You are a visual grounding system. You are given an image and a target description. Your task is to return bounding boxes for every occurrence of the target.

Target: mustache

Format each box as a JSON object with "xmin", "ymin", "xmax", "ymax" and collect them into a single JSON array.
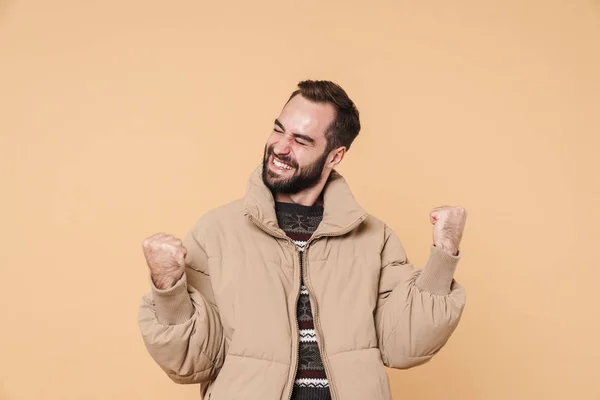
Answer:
[{"xmin": 266, "ymin": 146, "xmax": 298, "ymax": 168}]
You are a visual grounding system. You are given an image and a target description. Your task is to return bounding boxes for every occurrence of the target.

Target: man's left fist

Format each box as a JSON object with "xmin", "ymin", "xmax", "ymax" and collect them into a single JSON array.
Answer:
[{"xmin": 430, "ymin": 206, "xmax": 467, "ymax": 256}]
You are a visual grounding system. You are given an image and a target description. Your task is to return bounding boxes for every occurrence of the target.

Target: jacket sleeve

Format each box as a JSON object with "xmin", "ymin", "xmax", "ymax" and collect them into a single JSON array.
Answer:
[
  {"xmin": 137, "ymin": 228, "xmax": 226, "ymax": 384},
  {"xmin": 375, "ymin": 224, "xmax": 466, "ymax": 369}
]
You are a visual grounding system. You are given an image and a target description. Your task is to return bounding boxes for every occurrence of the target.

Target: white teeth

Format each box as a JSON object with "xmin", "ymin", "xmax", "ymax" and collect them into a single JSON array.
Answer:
[{"xmin": 273, "ymin": 158, "xmax": 293, "ymax": 170}]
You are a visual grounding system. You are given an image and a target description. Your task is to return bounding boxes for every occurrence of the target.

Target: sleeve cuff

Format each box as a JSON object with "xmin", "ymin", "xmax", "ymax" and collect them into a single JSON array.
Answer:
[
  {"xmin": 415, "ymin": 244, "xmax": 461, "ymax": 295},
  {"xmin": 150, "ymin": 273, "xmax": 195, "ymax": 325}
]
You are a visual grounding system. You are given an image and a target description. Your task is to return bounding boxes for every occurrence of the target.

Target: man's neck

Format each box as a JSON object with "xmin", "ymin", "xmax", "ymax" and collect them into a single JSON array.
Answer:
[{"xmin": 274, "ymin": 191, "xmax": 324, "ymax": 207}]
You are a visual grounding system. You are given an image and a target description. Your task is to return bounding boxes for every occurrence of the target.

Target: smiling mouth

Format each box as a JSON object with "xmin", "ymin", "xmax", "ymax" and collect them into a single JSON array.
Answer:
[{"xmin": 271, "ymin": 156, "xmax": 295, "ymax": 171}]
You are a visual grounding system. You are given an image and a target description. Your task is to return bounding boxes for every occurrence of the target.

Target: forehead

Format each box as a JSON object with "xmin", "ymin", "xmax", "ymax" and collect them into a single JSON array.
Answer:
[{"xmin": 278, "ymin": 95, "xmax": 336, "ymax": 141}]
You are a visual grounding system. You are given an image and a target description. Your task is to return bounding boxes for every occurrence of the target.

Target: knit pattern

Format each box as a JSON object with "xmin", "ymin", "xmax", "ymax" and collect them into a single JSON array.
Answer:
[{"xmin": 275, "ymin": 202, "xmax": 331, "ymax": 400}]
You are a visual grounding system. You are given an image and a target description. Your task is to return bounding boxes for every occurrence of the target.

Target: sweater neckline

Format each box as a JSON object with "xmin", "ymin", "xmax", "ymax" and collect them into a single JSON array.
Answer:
[{"xmin": 274, "ymin": 201, "xmax": 324, "ymax": 217}]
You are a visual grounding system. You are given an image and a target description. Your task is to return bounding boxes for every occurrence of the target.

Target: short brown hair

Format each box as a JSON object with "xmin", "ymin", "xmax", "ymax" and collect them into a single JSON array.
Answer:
[{"xmin": 287, "ymin": 80, "xmax": 361, "ymax": 151}]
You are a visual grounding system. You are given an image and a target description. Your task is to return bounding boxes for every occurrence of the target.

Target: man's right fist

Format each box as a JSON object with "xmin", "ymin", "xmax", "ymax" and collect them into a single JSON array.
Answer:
[{"xmin": 142, "ymin": 233, "xmax": 188, "ymax": 290}]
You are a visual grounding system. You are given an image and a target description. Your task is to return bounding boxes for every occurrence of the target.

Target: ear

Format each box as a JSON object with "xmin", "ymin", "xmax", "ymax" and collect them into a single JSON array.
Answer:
[{"xmin": 329, "ymin": 146, "xmax": 346, "ymax": 167}]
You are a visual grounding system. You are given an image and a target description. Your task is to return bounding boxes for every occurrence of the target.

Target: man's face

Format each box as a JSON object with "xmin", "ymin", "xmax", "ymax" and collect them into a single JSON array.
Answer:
[{"xmin": 262, "ymin": 95, "xmax": 336, "ymax": 194}]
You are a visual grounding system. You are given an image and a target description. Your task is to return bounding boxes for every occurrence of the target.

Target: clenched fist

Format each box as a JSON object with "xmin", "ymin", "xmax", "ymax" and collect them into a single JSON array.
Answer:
[
  {"xmin": 430, "ymin": 206, "xmax": 467, "ymax": 256},
  {"xmin": 142, "ymin": 233, "xmax": 188, "ymax": 290}
]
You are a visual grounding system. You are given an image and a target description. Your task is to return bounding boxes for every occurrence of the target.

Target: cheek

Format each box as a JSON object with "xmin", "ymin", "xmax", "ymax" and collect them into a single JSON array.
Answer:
[
  {"xmin": 264, "ymin": 137, "xmax": 275, "ymax": 152},
  {"xmin": 294, "ymin": 150, "xmax": 315, "ymax": 169},
  {"xmin": 301, "ymin": 146, "xmax": 328, "ymax": 165},
  {"xmin": 267, "ymin": 134, "xmax": 282, "ymax": 148}
]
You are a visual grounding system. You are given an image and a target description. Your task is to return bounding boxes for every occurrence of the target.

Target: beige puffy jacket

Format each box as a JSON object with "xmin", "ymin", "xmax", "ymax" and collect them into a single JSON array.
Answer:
[{"xmin": 138, "ymin": 165, "xmax": 466, "ymax": 399}]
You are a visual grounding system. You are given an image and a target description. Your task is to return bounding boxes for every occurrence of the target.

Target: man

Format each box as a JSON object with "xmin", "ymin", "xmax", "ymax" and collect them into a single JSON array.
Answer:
[{"xmin": 138, "ymin": 80, "xmax": 467, "ymax": 400}]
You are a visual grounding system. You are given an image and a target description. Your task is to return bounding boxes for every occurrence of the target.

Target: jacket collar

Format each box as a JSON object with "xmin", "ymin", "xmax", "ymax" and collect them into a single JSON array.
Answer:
[{"xmin": 243, "ymin": 164, "xmax": 367, "ymax": 238}]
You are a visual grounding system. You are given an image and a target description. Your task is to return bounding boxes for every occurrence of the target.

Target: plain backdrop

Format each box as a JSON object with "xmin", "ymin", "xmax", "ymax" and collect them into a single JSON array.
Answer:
[{"xmin": 1, "ymin": 0, "xmax": 599, "ymax": 399}]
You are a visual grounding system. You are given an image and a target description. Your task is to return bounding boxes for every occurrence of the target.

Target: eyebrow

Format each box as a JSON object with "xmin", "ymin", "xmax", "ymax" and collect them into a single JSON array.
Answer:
[{"xmin": 274, "ymin": 119, "xmax": 315, "ymax": 144}]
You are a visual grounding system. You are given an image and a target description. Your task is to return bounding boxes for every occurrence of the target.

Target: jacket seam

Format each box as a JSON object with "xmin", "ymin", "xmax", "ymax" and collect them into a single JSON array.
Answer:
[
  {"xmin": 185, "ymin": 264, "xmax": 209, "ymax": 277},
  {"xmin": 226, "ymin": 352, "xmax": 290, "ymax": 366},
  {"xmin": 166, "ymin": 352, "xmax": 214, "ymax": 377},
  {"xmin": 382, "ymin": 280, "xmax": 413, "ymax": 349},
  {"xmin": 190, "ymin": 231, "xmax": 211, "ymax": 275},
  {"xmin": 329, "ymin": 345, "xmax": 378, "ymax": 357}
]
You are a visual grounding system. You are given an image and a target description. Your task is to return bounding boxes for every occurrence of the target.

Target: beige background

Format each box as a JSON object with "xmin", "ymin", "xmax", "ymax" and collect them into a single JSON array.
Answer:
[{"xmin": 1, "ymin": 0, "xmax": 599, "ymax": 399}]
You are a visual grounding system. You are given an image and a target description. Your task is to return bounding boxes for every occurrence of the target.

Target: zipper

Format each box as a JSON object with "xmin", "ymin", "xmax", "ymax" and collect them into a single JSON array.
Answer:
[
  {"xmin": 246, "ymin": 212, "xmax": 368, "ymax": 400},
  {"xmin": 245, "ymin": 214, "xmax": 301, "ymax": 400},
  {"xmin": 300, "ymin": 214, "xmax": 367, "ymax": 400},
  {"xmin": 287, "ymin": 245, "xmax": 301, "ymax": 400}
]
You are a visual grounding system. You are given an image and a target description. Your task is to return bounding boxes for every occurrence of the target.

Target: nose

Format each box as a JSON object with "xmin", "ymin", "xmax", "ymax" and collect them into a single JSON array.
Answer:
[{"xmin": 272, "ymin": 135, "xmax": 291, "ymax": 156}]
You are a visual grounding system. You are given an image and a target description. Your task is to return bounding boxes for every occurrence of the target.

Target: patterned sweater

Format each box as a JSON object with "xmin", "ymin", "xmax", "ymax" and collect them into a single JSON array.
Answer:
[{"xmin": 275, "ymin": 202, "xmax": 331, "ymax": 400}]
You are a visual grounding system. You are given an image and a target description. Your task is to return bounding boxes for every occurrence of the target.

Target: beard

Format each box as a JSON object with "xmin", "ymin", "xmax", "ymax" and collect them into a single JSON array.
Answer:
[{"xmin": 261, "ymin": 143, "xmax": 330, "ymax": 194}]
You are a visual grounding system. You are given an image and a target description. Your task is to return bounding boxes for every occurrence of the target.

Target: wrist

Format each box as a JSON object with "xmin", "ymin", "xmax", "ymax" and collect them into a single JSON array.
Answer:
[
  {"xmin": 433, "ymin": 242, "xmax": 459, "ymax": 256},
  {"xmin": 151, "ymin": 271, "xmax": 183, "ymax": 290}
]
